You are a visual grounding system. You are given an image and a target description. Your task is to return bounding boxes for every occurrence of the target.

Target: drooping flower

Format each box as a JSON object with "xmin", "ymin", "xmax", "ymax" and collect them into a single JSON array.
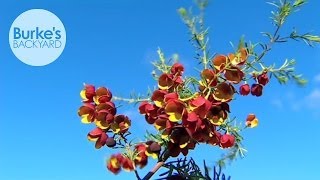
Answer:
[
  {"xmin": 166, "ymin": 127, "xmax": 196, "ymax": 157},
  {"xmin": 111, "ymin": 115, "xmax": 131, "ymax": 134},
  {"xmin": 201, "ymin": 69, "xmax": 218, "ymax": 87},
  {"xmin": 139, "ymin": 102, "xmax": 161, "ymax": 124},
  {"xmin": 219, "ymin": 134, "xmax": 235, "ymax": 148},
  {"xmin": 257, "ymin": 72, "xmax": 269, "ymax": 86},
  {"xmin": 78, "ymin": 103, "xmax": 95, "ymax": 124},
  {"xmin": 139, "ymin": 101, "xmax": 152, "ymax": 114},
  {"xmin": 158, "ymin": 73, "xmax": 174, "ymax": 90},
  {"xmin": 93, "ymin": 87, "xmax": 112, "ymax": 105},
  {"xmin": 171, "ymin": 63, "xmax": 184, "ymax": 76},
  {"xmin": 213, "ymin": 83, "xmax": 235, "ymax": 102},
  {"xmin": 154, "ymin": 113, "xmax": 171, "ymax": 130},
  {"xmin": 164, "ymin": 92, "xmax": 179, "ymax": 103},
  {"xmin": 207, "ymin": 131, "xmax": 221, "ymax": 146},
  {"xmin": 239, "ymin": 84, "xmax": 250, "ymax": 96},
  {"xmin": 246, "ymin": 114, "xmax": 259, "ymax": 128},
  {"xmin": 212, "ymin": 55, "xmax": 229, "ymax": 71},
  {"xmin": 106, "ymin": 154, "xmax": 124, "ymax": 174},
  {"xmin": 251, "ymin": 84, "xmax": 263, "ymax": 97},
  {"xmin": 151, "ymin": 90, "xmax": 168, "ymax": 107},
  {"xmin": 183, "ymin": 111, "xmax": 205, "ymax": 135},
  {"xmin": 168, "ymin": 140, "xmax": 196, "ymax": 157},
  {"xmin": 224, "ymin": 66, "xmax": 244, "ymax": 84},
  {"xmin": 165, "ymin": 99, "xmax": 186, "ymax": 122},
  {"xmin": 80, "ymin": 84, "xmax": 95, "ymax": 103},
  {"xmin": 121, "ymin": 157, "xmax": 135, "ymax": 172},
  {"xmin": 95, "ymin": 102, "xmax": 116, "ymax": 129},
  {"xmin": 134, "ymin": 144, "xmax": 148, "ymax": 169},
  {"xmin": 189, "ymin": 96, "xmax": 212, "ymax": 119},
  {"xmin": 145, "ymin": 141, "xmax": 161, "ymax": 159},
  {"xmin": 207, "ymin": 102, "xmax": 230, "ymax": 125},
  {"xmin": 87, "ymin": 127, "xmax": 108, "ymax": 149}
]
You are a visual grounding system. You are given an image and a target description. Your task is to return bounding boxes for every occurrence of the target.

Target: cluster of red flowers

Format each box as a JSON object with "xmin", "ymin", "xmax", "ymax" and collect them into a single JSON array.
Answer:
[
  {"xmin": 78, "ymin": 47, "xmax": 263, "ymax": 175},
  {"xmin": 106, "ymin": 141, "xmax": 161, "ymax": 174},
  {"xmin": 138, "ymin": 48, "xmax": 262, "ymax": 158},
  {"xmin": 78, "ymin": 85, "xmax": 131, "ymax": 149}
]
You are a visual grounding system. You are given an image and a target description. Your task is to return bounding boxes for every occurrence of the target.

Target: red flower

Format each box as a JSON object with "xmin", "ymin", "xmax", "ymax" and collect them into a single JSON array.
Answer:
[
  {"xmin": 139, "ymin": 101, "xmax": 160, "ymax": 124},
  {"xmin": 106, "ymin": 154, "xmax": 124, "ymax": 174},
  {"xmin": 167, "ymin": 127, "xmax": 195, "ymax": 157},
  {"xmin": 251, "ymin": 84, "xmax": 263, "ymax": 97},
  {"xmin": 212, "ymin": 55, "xmax": 229, "ymax": 71},
  {"xmin": 80, "ymin": 84, "xmax": 95, "ymax": 103},
  {"xmin": 165, "ymin": 99, "xmax": 186, "ymax": 122},
  {"xmin": 164, "ymin": 92, "xmax": 179, "ymax": 103},
  {"xmin": 224, "ymin": 66, "xmax": 244, "ymax": 84},
  {"xmin": 208, "ymin": 131, "xmax": 221, "ymax": 146},
  {"xmin": 87, "ymin": 128, "xmax": 108, "ymax": 149},
  {"xmin": 95, "ymin": 102, "xmax": 116, "ymax": 129},
  {"xmin": 189, "ymin": 96, "xmax": 211, "ymax": 119},
  {"xmin": 239, "ymin": 84, "xmax": 250, "ymax": 96},
  {"xmin": 183, "ymin": 111, "xmax": 205, "ymax": 134},
  {"xmin": 111, "ymin": 115, "xmax": 131, "ymax": 133},
  {"xmin": 219, "ymin": 134, "xmax": 235, "ymax": 148},
  {"xmin": 94, "ymin": 87, "xmax": 113, "ymax": 104},
  {"xmin": 151, "ymin": 90, "xmax": 168, "ymax": 107},
  {"xmin": 201, "ymin": 69, "xmax": 217, "ymax": 87},
  {"xmin": 134, "ymin": 144, "xmax": 148, "ymax": 169},
  {"xmin": 207, "ymin": 102, "xmax": 230, "ymax": 125},
  {"xmin": 257, "ymin": 72, "xmax": 269, "ymax": 86},
  {"xmin": 158, "ymin": 73, "xmax": 174, "ymax": 90},
  {"xmin": 154, "ymin": 114, "xmax": 171, "ymax": 130},
  {"xmin": 213, "ymin": 83, "xmax": 235, "ymax": 102},
  {"xmin": 121, "ymin": 157, "xmax": 135, "ymax": 172},
  {"xmin": 246, "ymin": 114, "xmax": 259, "ymax": 128},
  {"xmin": 78, "ymin": 103, "xmax": 95, "ymax": 124},
  {"xmin": 171, "ymin": 63, "xmax": 184, "ymax": 76},
  {"xmin": 139, "ymin": 101, "xmax": 155, "ymax": 115}
]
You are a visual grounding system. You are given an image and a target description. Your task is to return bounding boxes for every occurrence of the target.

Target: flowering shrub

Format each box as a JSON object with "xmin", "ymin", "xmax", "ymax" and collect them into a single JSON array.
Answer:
[{"xmin": 77, "ymin": 0, "xmax": 319, "ymax": 179}]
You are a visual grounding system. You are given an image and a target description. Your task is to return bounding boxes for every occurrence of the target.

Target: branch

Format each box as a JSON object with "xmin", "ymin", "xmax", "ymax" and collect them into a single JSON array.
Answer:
[{"xmin": 141, "ymin": 150, "xmax": 170, "ymax": 180}]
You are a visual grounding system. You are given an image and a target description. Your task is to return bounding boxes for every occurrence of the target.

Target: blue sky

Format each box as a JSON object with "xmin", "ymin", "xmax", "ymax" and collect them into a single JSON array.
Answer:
[{"xmin": 1, "ymin": 0, "xmax": 320, "ymax": 180}]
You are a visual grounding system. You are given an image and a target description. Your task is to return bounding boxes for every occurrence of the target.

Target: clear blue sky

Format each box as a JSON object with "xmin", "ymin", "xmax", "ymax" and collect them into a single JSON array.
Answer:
[{"xmin": 1, "ymin": 0, "xmax": 320, "ymax": 180}]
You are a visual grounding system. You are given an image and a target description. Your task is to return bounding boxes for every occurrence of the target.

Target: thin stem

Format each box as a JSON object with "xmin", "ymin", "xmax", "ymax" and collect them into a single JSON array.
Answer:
[
  {"xmin": 141, "ymin": 150, "xmax": 170, "ymax": 180},
  {"xmin": 134, "ymin": 170, "xmax": 141, "ymax": 180},
  {"xmin": 112, "ymin": 96, "xmax": 150, "ymax": 103}
]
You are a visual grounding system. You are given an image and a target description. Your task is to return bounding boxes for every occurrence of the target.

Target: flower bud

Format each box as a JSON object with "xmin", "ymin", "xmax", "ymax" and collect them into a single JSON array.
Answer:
[
  {"xmin": 257, "ymin": 72, "xmax": 269, "ymax": 86},
  {"xmin": 239, "ymin": 84, "xmax": 250, "ymax": 96},
  {"xmin": 106, "ymin": 137, "xmax": 116, "ymax": 147},
  {"xmin": 219, "ymin": 134, "xmax": 235, "ymax": 148},
  {"xmin": 149, "ymin": 142, "xmax": 161, "ymax": 153},
  {"xmin": 251, "ymin": 84, "xmax": 263, "ymax": 97}
]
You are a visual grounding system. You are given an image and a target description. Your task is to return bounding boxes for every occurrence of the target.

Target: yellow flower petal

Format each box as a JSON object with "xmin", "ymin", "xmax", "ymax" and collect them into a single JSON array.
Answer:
[
  {"xmin": 209, "ymin": 117, "xmax": 224, "ymax": 126},
  {"xmin": 111, "ymin": 123, "xmax": 120, "ymax": 133},
  {"xmin": 95, "ymin": 120, "xmax": 110, "ymax": 129},
  {"xmin": 247, "ymin": 118, "xmax": 259, "ymax": 128},
  {"xmin": 145, "ymin": 151, "xmax": 158, "ymax": 159},
  {"xmin": 81, "ymin": 114, "xmax": 92, "ymax": 124},
  {"xmin": 179, "ymin": 142, "xmax": 188, "ymax": 149},
  {"xmin": 167, "ymin": 112, "xmax": 182, "ymax": 122},
  {"xmin": 80, "ymin": 90, "xmax": 88, "ymax": 101},
  {"xmin": 88, "ymin": 136, "xmax": 99, "ymax": 142},
  {"xmin": 154, "ymin": 100, "xmax": 163, "ymax": 107}
]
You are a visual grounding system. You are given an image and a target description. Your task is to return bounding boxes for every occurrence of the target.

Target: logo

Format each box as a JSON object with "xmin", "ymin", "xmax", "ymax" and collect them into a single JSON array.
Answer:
[{"xmin": 9, "ymin": 9, "xmax": 66, "ymax": 66}]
